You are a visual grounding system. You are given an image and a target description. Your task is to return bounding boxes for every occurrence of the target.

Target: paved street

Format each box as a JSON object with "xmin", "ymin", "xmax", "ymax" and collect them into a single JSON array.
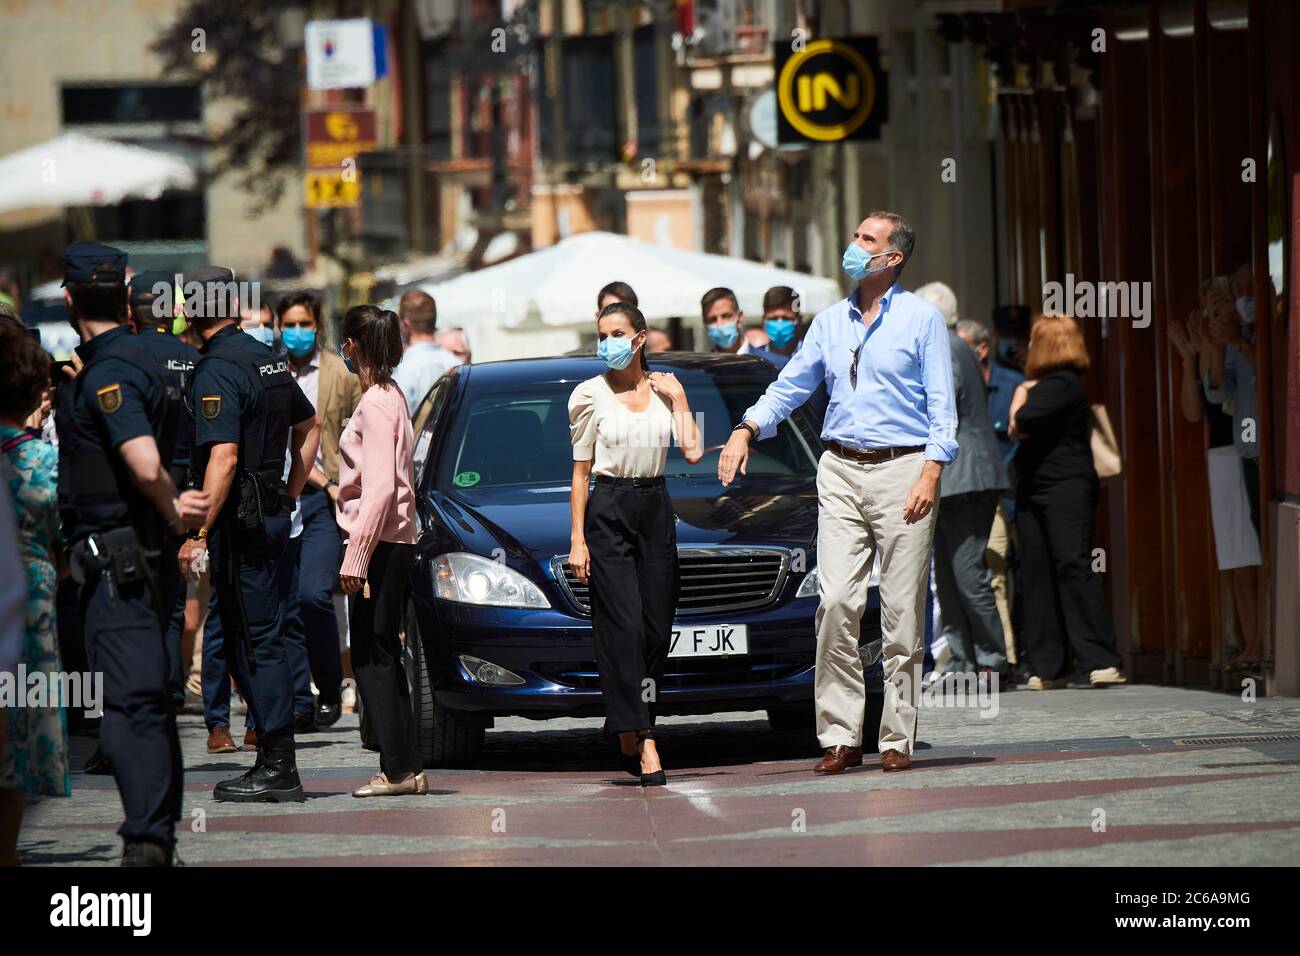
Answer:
[{"xmin": 20, "ymin": 685, "xmax": 1300, "ymax": 866}]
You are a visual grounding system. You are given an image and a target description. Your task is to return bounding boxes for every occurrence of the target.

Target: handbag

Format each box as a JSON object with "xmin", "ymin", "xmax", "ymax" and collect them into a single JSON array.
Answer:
[{"xmin": 1090, "ymin": 404, "xmax": 1123, "ymax": 480}]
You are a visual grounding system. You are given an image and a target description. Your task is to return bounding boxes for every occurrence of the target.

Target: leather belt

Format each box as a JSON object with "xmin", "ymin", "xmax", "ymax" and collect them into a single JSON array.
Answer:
[
  {"xmin": 826, "ymin": 439, "xmax": 925, "ymax": 464},
  {"xmin": 594, "ymin": 474, "xmax": 665, "ymax": 487}
]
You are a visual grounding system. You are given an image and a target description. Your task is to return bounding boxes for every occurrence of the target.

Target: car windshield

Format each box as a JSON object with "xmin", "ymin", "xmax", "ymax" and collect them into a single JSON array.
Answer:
[{"xmin": 435, "ymin": 368, "xmax": 821, "ymax": 490}]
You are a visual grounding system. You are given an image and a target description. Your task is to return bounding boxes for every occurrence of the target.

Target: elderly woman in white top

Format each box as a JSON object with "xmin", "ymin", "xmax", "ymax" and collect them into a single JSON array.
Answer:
[{"xmin": 567, "ymin": 302, "xmax": 703, "ymax": 786}]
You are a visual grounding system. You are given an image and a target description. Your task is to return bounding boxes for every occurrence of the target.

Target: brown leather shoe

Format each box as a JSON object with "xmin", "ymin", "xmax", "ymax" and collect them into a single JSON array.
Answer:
[
  {"xmin": 813, "ymin": 745, "xmax": 863, "ymax": 774},
  {"xmin": 881, "ymin": 749, "xmax": 912, "ymax": 772},
  {"xmin": 206, "ymin": 726, "xmax": 237, "ymax": 754},
  {"xmin": 242, "ymin": 728, "xmax": 258, "ymax": 752}
]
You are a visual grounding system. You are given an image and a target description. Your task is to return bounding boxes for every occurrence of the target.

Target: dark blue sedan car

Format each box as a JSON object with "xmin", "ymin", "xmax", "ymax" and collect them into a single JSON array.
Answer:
[{"xmin": 397, "ymin": 352, "xmax": 881, "ymax": 767}]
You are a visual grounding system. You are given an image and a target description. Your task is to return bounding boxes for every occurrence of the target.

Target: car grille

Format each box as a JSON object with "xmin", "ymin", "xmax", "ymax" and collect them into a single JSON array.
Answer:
[{"xmin": 551, "ymin": 546, "xmax": 790, "ymax": 616}]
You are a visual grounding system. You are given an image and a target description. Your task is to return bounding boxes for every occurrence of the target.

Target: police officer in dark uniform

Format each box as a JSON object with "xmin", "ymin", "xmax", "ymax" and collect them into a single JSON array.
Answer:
[
  {"xmin": 55, "ymin": 243, "xmax": 209, "ymax": 866},
  {"xmin": 176, "ymin": 267, "xmax": 320, "ymax": 802},
  {"xmin": 128, "ymin": 271, "xmax": 202, "ymax": 711}
]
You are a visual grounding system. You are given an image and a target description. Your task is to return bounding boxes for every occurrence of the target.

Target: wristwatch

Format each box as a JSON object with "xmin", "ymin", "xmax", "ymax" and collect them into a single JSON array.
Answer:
[{"xmin": 733, "ymin": 421, "xmax": 758, "ymax": 439}]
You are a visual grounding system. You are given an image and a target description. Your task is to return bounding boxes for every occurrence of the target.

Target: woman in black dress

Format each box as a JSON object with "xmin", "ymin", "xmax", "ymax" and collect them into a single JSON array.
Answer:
[{"xmin": 1009, "ymin": 314, "xmax": 1126, "ymax": 689}]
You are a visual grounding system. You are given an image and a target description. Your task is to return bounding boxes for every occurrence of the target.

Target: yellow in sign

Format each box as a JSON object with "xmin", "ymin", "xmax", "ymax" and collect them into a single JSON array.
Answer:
[
  {"xmin": 304, "ymin": 169, "xmax": 361, "ymax": 209},
  {"xmin": 798, "ymin": 73, "xmax": 859, "ymax": 112},
  {"xmin": 778, "ymin": 39, "xmax": 877, "ymax": 142}
]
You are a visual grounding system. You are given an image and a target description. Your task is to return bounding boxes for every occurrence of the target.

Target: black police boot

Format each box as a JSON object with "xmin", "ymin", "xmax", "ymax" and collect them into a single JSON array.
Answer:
[
  {"xmin": 213, "ymin": 732, "xmax": 304, "ymax": 803},
  {"xmin": 314, "ymin": 700, "xmax": 342, "ymax": 729},
  {"xmin": 121, "ymin": 838, "xmax": 173, "ymax": 867},
  {"xmin": 293, "ymin": 710, "xmax": 316, "ymax": 734},
  {"xmin": 84, "ymin": 745, "xmax": 113, "ymax": 776}
]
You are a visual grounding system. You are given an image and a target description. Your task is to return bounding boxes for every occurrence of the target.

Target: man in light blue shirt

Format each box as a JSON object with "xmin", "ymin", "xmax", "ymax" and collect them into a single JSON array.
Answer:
[
  {"xmin": 720, "ymin": 211, "xmax": 957, "ymax": 774},
  {"xmin": 393, "ymin": 290, "xmax": 460, "ymax": 415}
]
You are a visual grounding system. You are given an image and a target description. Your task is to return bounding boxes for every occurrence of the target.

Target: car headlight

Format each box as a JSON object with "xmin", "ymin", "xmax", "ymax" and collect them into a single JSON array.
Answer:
[
  {"xmin": 795, "ymin": 559, "xmax": 880, "ymax": 598},
  {"xmin": 433, "ymin": 552, "xmax": 551, "ymax": 608}
]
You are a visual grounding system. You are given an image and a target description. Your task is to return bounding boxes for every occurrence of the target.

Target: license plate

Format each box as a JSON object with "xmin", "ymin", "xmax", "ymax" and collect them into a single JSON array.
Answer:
[{"xmin": 668, "ymin": 623, "xmax": 748, "ymax": 658}]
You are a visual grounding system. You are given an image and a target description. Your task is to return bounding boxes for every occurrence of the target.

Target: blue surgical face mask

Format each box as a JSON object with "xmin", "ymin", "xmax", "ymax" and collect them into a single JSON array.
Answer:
[
  {"xmin": 842, "ymin": 243, "xmax": 892, "ymax": 282},
  {"xmin": 706, "ymin": 322, "xmax": 740, "ymax": 349},
  {"xmin": 281, "ymin": 327, "xmax": 316, "ymax": 357},
  {"xmin": 339, "ymin": 342, "xmax": 357, "ymax": 375},
  {"xmin": 597, "ymin": 333, "xmax": 640, "ymax": 370},
  {"xmin": 764, "ymin": 317, "xmax": 797, "ymax": 349},
  {"xmin": 1235, "ymin": 296, "xmax": 1255, "ymax": 325},
  {"xmin": 245, "ymin": 325, "xmax": 275, "ymax": 347}
]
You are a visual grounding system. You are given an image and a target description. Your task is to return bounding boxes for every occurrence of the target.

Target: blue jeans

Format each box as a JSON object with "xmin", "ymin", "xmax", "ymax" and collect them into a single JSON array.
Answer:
[{"xmin": 277, "ymin": 491, "xmax": 344, "ymax": 715}]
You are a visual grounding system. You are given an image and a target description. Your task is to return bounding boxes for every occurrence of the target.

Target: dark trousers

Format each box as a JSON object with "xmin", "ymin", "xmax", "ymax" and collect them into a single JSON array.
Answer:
[
  {"xmin": 584, "ymin": 479, "xmax": 681, "ymax": 735},
  {"xmin": 209, "ymin": 515, "xmax": 294, "ymax": 738},
  {"xmin": 161, "ymin": 544, "xmax": 186, "ymax": 709},
  {"xmin": 1017, "ymin": 476, "xmax": 1122, "ymax": 679},
  {"xmin": 1242, "ymin": 454, "xmax": 1261, "ymax": 535},
  {"xmin": 934, "ymin": 490, "xmax": 1009, "ymax": 673},
  {"xmin": 55, "ymin": 577, "xmax": 95, "ymax": 734},
  {"xmin": 349, "ymin": 541, "xmax": 419, "ymax": 778},
  {"xmin": 81, "ymin": 568, "xmax": 182, "ymax": 845},
  {"xmin": 163, "ymin": 467, "xmax": 189, "ymax": 709},
  {"xmin": 278, "ymin": 490, "xmax": 344, "ymax": 715},
  {"xmin": 200, "ymin": 586, "xmax": 255, "ymax": 733}
]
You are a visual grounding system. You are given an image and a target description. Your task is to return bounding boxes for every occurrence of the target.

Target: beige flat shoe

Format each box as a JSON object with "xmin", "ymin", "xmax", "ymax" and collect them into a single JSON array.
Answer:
[
  {"xmin": 1089, "ymin": 666, "xmax": 1128, "ymax": 687},
  {"xmin": 1025, "ymin": 676, "xmax": 1068, "ymax": 690},
  {"xmin": 351, "ymin": 771, "xmax": 428, "ymax": 798}
]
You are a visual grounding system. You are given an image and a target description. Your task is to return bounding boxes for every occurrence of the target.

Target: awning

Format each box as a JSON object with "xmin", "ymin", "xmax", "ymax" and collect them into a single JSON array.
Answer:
[
  {"xmin": 0, "ymin": 132, "xmax": 198, "ymax": 216},
  {"xmin": 418, "ymin": 230, "xmax": 844, "ymax": 331}
]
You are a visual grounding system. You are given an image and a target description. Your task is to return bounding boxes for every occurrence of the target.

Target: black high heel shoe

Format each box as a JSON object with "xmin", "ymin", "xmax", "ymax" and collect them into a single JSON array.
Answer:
[
  {"xmin": 609, "ymin": 732, "xmax": 640, "ymax": 777},
  {"xmin": 637, "ymin": 730, "xmax": 666, "ymax": 787}
]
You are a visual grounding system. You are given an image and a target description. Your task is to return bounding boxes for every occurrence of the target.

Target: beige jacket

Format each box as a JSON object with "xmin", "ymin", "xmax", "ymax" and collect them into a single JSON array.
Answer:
[{"xmin": 317, "ymin": 347, "xmax": 363, "ymax": 483}]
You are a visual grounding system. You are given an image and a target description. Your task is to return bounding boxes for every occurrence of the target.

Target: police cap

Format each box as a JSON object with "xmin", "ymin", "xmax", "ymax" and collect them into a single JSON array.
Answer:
[
  {"xmin": 62, "ymin": 242, "xmax": 128, "ymax": 286},
  {"xmin": 128, "ymin": 270, "xmax": 176, "ymax": 309}
]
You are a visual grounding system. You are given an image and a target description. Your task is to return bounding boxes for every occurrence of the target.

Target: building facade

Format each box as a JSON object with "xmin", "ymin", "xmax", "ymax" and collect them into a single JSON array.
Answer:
[{"xmin": 0, "ymin": 0, "xmax": 306, "ymax": 284}]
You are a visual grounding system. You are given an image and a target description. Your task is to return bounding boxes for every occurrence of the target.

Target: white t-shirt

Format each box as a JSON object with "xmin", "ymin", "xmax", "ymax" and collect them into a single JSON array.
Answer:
[
  {"xmin": 291, "ymin": 355, "xmax": 325, "ymax": 474},
  {"xmin": 285, "ymin": 354, "xmax": 322, "ymax": 540},
  {"xmin": 568, "ymin": 373, "xmax": 679, "ymax": 479}
]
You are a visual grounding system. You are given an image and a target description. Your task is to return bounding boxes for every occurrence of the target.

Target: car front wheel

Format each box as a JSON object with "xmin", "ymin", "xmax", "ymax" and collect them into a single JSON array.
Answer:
[{"xmin": 403, "ymin": 600, "xmax": 484, "ymax": 769}]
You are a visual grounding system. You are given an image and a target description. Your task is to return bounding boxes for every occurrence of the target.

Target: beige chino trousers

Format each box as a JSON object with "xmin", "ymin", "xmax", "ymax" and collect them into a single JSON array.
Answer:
[
  {"xmin": 814, "ymin": 448, "xmax": 938, "ymax": 755},
  {"xmin": 985, "ymin": 502, "xmax": 1017, "ymax": 666}
]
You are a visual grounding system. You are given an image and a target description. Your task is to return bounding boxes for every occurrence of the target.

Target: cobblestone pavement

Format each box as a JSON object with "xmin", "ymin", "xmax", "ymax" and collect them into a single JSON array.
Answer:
[{"xmin": 19, "ymin": 685, "xmax": 1300, "ymax": 866}]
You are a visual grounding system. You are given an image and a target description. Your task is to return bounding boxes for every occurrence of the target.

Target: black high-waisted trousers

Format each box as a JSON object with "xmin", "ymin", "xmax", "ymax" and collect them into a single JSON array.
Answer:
[{"xmin": 584, "ymin": 475, "xmax": 681, "ymax": 734}]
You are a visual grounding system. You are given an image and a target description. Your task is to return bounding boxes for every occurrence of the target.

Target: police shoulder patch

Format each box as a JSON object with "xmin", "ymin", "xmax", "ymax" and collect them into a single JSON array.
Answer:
[
  {"xmin": 201, "ymin": 394, "xmax": 223, "ymax": 420},
  {"xmin": 96, "ymin": 383, "xmax": 123, "ymax": 414}
]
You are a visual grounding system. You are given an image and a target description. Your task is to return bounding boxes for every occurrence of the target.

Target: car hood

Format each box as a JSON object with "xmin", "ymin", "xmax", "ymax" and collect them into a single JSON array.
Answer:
[{"xmin": 428, "ymin": 478, "xmax": 819, "ymax": 567}]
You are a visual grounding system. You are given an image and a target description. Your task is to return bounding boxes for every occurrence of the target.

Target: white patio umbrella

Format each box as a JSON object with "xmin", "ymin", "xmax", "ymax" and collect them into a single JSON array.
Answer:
[
  {"xmin": 421, "ymin": 231, "xmax": 844, "ymax": 331},
  {"xmin": 0, "ymin": 132, "xmax": 198, "ymax": 215}
]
